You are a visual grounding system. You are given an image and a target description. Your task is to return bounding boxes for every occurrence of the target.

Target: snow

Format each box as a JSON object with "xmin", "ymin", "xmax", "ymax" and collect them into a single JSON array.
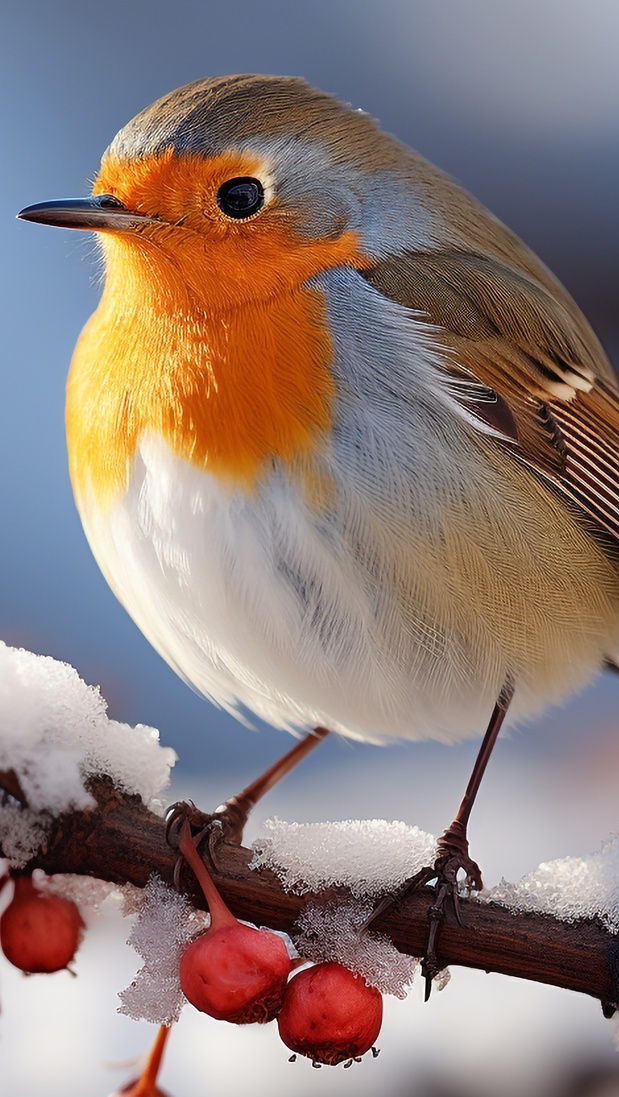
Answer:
[
  {"xmin": 250, "ymin": 815, "xmax": 619, "ymax": 999},
  {"xmin": 251, "ymin": 818, "xmax": 437, "ymax": 898},
  {"xmin": 0, "ymin": 642, "xmax": 176, "ymax": 865},
  {"xmin": 0, "ymin": 802, "xmax": 48, "ymax": 866},
  {"xmin": 294, "ymin": 898, "xmax": 417, "ymax": 997},
  {"xmin": 119, "ymin": 875, "xmax": 209, "ymax": 1025},
  {"xmin": 250, "ymin": 818, "xmax": 438, "ymax": 996},
  {"xmin": 253, "ymin": 817, "xmax": 619, "ymax": 939},
  {"xmin": 38, "ymin": 871, "xmax": 125, "ymax": 916},
  {"xmin": 487, "ymin": 834, "xmax": 619, "ymax": 933}
]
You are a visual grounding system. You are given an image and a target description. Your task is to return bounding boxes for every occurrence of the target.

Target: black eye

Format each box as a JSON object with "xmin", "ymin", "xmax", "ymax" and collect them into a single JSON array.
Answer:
[
  {"xmin": 216, "ymin": 177, "xmax": 265, "ymax": 220},
  {"xmin": 98, "ymin": 193, "xmax": 125, "ymax": 209}
]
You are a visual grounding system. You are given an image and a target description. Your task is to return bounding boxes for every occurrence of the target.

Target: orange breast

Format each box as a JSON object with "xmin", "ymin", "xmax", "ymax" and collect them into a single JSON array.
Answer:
[
  {"xmin": 66, "ymin": 171, "xmax": 368, "ymax": 508},
  {"xmin": 67, "ymin": 278, "xmax": 337, "ymax": 507}
]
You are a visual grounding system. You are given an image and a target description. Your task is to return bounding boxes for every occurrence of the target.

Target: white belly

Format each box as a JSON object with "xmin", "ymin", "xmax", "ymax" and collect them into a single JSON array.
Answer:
[{"xmin": 77, "ymin": 427, "xmax": 619, "ymax": 745}]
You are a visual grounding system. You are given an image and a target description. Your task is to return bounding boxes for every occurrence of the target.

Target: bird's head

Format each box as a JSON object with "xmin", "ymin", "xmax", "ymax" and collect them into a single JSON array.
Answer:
[
  {"xmin": 19, "ymin": 75, "xmax": 445, "ymax": 314},
  {"xmin": 17, "ymin": 76, "xmax": 464, "ymax": 505}
]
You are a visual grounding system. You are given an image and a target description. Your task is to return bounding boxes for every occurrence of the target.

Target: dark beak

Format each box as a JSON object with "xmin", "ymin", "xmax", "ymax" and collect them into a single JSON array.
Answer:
[{"xmin": 17, "ymin": 195, "xmax": 158, "ymax": 232}]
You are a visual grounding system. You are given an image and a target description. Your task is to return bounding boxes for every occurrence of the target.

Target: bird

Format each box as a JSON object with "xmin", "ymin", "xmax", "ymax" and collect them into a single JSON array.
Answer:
[{"xmin": 18, "ymin": 75, "xmax": 619, "ymax": 980}]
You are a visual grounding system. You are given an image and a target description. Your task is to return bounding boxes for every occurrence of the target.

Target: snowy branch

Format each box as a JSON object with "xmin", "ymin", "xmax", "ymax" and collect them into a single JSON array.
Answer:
[{"xmin": 3, "ymin": 771, "xmax": 618, "ymax": 1016}]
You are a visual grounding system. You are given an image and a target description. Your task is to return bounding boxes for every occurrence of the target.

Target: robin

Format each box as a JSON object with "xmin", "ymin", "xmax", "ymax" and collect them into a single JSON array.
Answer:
[{"xmin": 19, "ymin": 75, "xmax": 619, "ymax": 984}]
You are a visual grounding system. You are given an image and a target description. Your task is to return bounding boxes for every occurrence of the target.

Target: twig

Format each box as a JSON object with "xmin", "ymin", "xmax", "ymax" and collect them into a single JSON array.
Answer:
[{"xmin": 1, "ymin": 773, "xmax": 617, "ymax": 1013}]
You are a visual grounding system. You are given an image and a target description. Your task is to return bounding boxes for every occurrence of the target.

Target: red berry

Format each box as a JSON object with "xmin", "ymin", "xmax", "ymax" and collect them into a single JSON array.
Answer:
[
  {"xmin": 0, "ymin": 876, "xmax": 84, "ymax": 973},
  {"xmin": 180, "ymin": 921, "xmax": 290, "ymax": 1023},
  {"xmin": 277, "ymin": 961, "xmax": 383, "ymax": 1066},
  {"xmin": 176, "ymin": 820, "xmax": 291, "ymax": 1023}
]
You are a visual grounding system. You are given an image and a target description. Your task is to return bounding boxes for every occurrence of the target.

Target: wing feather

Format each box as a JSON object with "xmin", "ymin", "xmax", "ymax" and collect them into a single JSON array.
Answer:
[{"xmin": 362, "ymin": 251, "xmax": 619, "ymax": 544}]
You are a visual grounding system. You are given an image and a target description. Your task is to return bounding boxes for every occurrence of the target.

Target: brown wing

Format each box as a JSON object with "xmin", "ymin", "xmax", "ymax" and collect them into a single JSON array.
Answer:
[{"xmin": 362, "ymin": 250, "xmax": 619, "ymax": 544}]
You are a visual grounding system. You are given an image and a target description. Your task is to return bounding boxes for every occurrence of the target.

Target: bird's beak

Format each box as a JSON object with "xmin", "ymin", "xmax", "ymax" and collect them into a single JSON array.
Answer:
[{"xmin": 17, "ymin": 195, "xmax": 158, "ymax": 232}]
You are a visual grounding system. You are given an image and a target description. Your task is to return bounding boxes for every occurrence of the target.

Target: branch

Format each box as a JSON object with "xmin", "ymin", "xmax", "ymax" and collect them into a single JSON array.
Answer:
[{"xmin": 2, "ymin": 774, "xmax": 618, "ymax": 1014}]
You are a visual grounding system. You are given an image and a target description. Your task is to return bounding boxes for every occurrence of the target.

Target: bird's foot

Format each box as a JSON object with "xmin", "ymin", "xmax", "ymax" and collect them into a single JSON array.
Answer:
[
  {"xmin": 366, "ymin": 818, "xmax": 483, "ymax": 1001},
  {"xmin": 164, "ymin": 789, "xmax": 268, "ymax": 855},
  {"xmin": 165, "ymin": 800, "xmax": 226, "ymax": 890},
  {"xmin": 420, "ymin": 819, "xmax": 482, "ymax": 999}
]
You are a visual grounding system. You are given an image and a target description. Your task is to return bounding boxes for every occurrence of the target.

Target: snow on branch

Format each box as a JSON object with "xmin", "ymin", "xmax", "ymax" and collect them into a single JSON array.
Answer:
[
  {"xmin": 0, "ymin": 642, "xmax": 175, "ymax": 865},
  {"xmin": 1, "ymin": 770, "xmax": 618, "ymax": 1015},
  {"xmin": 1, "ymin": 642, "xmax": 618, "ymax": 1017}
]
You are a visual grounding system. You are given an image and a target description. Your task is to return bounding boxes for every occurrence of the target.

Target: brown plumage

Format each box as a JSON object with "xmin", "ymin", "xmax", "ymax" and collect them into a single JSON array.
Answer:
[{"xmin": 363, "ymin": 249, "xmax": 619, "ymax": 546}]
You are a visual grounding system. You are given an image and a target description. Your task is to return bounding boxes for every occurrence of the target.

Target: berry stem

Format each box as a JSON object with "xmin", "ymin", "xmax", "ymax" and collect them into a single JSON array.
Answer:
[
  {"xmin": 131, "ymin": 1025, "xmax": 171, "ymax": 1096},
  {"xmin": 178, "ymin": 820, "xmax": 236, "ymax": 929},
  {"xmin": 13, "ymin": 875, "xmax": 34, "ymax": 900}
]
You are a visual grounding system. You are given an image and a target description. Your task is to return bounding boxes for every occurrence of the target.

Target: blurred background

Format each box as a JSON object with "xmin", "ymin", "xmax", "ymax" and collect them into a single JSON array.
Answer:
[{"xmin": 2, "ymin": 1, "xmax": 619, "ymax": 1094}]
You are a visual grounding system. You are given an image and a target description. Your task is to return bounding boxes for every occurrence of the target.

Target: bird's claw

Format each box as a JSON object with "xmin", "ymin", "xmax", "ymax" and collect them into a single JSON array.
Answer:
[
  {"xmin": 165, "ymin": 801, "xmax": 224, "ymax": 890},
  {"xmin": 365, "ymin": 822, "xmax": 483, "ymax": 1000},
  {"xmin": 165, "ymin": 800, "xmax": 210, "ymax": 845}
]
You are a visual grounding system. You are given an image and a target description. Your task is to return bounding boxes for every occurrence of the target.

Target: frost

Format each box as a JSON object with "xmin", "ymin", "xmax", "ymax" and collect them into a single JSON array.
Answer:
[
  {"xmin": 0, "ymin": 642, "xmax": 176, "ymax": 865},
  {"xmin": 250, "ymin": 818, "xmax": 436, "ymax": 998},
  {"xmin": 433, "ymin": 966, "xmax": 451, "ymax": 992},
  {"xmin": 254, "ymin": 818, "xmax": 619, "ymax": 940},
  {"xmin": 251, "ymin": 818, "xmax": 436, "ymax": 898},
  {"xmin": 119, "ymin": 875, "xmax": 209, "ymax": 1025},
  {"xmin": 36, "ymin": 873, "xmax": 152, "ymax": 922},
  {"xmin": 487, "ymin": 835, "xmax": 619, "ymax": 932},
  {"xmin": 0, "ymin": 802, "xmax": 48, "ymax": 866},
  {"xmin": 294, "ymin": 898, "xmax": 417, "ymax": 997},
  {"xmin": 37, "ymin": 872, "xmax": 121, "ymax": 916}
]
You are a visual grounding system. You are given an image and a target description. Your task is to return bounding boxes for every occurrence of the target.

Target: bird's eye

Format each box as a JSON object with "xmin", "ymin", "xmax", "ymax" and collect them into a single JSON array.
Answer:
[
  {"xmin": 97, "ymin": 193, "xmax": 125, "ymax": 209},
  {"xmin": 216, "ymin": 177, "xmax": 265, "ymax": 220}
]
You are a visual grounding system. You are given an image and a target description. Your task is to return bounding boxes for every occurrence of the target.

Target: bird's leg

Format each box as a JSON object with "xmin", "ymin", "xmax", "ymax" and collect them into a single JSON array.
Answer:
[
  {"xmin": 366, "ymin": 679, "xmax": 514, "ymax": 998},
  {"xmin": 215, "ymin": 726, "xmax": 329, "ymax": 843},
  {"xmin": 433, "ymin": 679, "xmax": 515, "ymax": 894},
  {"xmin": 166, "ymin": 727, "xmax": 329, "ymax": 854},
  {"xmin": 420, "ymin": 679, "xmax": 514, "ymax": 992}
]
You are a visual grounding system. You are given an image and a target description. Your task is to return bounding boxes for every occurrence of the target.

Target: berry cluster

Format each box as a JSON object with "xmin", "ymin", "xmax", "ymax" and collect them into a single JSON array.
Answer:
[
  {"xmin": 176, "ymin": 821, "xmax": 383, "ymax": 1067},
  {"xmin": 0, "ymin": 821, "xmax": 383, "ymax": 1087}
]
